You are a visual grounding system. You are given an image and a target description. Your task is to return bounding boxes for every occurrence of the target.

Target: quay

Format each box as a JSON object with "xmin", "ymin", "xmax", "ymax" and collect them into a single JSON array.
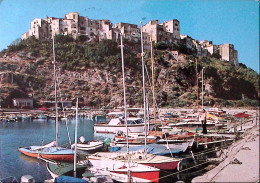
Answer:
[
  {"xmin": 192, "ymin": 116, "xmax": 259, "ymax": 182},
  {"xmin": 0, "ymin": 107, "xmax": 258, "ymax": 182}
]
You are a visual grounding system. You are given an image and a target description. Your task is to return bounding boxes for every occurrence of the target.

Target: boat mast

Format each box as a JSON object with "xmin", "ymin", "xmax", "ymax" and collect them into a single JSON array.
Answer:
[
  {"xmin": 150, "ymin": 34, "xmax": 156, "ymax": 122},
  {"xmin": 202, "ymin": 67, "xmax": 205, "ymax": 110},
  {"xmin": 53, "ymin": 37, "xmax": 58, "ymax": 147},
  {"xmin": 140, "ymin": 21, "xmax": 147, "ymax": 153},
  {"xmin": 196, "ymin": 58, "xmax": 199, "ymax": 111},
  {"xmin": 74, "ymin": 98, "xmax": 78, "ymax": 177},
  {"xmin": 120, "ymin": 33, "xmax": 129, "ymax": 155}
]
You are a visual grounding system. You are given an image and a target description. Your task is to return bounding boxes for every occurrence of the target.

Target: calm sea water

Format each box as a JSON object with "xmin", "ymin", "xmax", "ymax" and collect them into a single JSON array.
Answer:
[
  {"xmin": 0, "ymin": 118, "xmax": 212, "ymax": 182},
  {"xmin": 0, "ymin": 118, "xmax": 108, "ymax": 181}
]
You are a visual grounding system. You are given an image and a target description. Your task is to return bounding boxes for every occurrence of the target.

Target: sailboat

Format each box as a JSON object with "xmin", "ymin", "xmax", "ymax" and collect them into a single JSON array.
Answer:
[
  {"xmin": 18, "ymin": 37, "xmax": 74, "ymax": 162},
  {"xmin": 46, "ymin": 98, "xmax": 88, "ymax": 179},
  {"xmin": 90, "ymin": 151, "xmax": 181, "ymax": 171},
  {"xmin": 104, "ymin": 22, "xmax": 181, "ymax": 171},
  {"xmin": 88, "ymin": 153, "xmax": 160, "ymax": 182},
  {"xmin": 88, "ymin": 33, "xmax": 160, "ymax": 182}
]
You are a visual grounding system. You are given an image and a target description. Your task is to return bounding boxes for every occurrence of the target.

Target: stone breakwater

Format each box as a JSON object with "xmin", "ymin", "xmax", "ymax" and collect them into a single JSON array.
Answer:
[{"xmin": 192, "ymin": 119, "xmax": 259, "ymax": 182}]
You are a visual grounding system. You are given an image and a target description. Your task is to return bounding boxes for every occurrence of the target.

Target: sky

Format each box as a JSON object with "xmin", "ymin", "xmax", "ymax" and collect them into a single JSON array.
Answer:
[{"xmin": 0, "ymin": 0, "xmax": 259, "ymax": 72}]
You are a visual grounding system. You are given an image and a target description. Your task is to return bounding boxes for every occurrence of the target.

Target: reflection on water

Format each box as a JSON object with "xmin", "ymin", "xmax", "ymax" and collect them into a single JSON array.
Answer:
[
  {"xmin": 0, "ymin": 118, "xmax": 96, "ymax": 181},
  {"xmin": 19, "ymin": 154, "xmax": 41, "ymax": 164}
]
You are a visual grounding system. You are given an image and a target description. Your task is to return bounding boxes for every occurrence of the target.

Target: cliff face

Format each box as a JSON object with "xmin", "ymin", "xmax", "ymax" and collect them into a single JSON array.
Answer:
[{"xmin": 0, "ymin": 36, "xmax": 258, "ymax": 108}]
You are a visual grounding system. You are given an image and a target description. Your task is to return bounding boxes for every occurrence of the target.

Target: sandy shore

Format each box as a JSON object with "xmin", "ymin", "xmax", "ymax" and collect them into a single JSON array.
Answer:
[{"xmin": 192, "ymin": 116, "xmax": 259, "ymax": 182}]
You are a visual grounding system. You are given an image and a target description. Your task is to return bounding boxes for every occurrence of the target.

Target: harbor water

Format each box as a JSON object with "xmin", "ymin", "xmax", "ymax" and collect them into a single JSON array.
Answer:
[
  {"xmin": 0, "ymin": 117, "xmax": 217, "ymax": 182},
  {"xmin": 0, "ymin": 118, "xmax": 105, "ymax": 181}
]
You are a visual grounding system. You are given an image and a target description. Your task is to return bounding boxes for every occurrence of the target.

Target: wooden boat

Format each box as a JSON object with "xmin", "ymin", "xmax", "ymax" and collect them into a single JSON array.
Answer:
[
  {"xmin": 88, "ymin": 153, "xmax": 160, "ymax": 182},
  {"xmin": 46, "ymin": 162, "xmax": 87, "ymax": 178},
  {"xmin": 18, "ymin": 141, "xmax": 74, "ymax": 162},
  {"xmin": 72, "ymin": 136, "xmax": 104, "ymax": 151},
  {"xmin": 168, "ymin": 121, "xmax": 216, "ymax": 131},
  {"xmin": 74, "ymin": 141, "xmax": 104, "ymax": 151},
  {"xmin": 91, "ymin": 151, "xmax": 181, "ymax": 171},
  {"xmin": 110, "ymin": 143, "xmax": 183, "ymax": 156},
  {"xmin": 18, "ymin": 38, "xmax": 74, "ymax": 162},
  {"xmin": 112, "ymin": 130, "xmax": 194, "ymax": 150}
]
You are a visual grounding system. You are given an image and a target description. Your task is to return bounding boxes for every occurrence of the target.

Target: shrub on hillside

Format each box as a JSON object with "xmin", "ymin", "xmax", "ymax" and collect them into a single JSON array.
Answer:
[{"xmin": 154, "ymin": 42, "xmax": 168, "ymax": 50}]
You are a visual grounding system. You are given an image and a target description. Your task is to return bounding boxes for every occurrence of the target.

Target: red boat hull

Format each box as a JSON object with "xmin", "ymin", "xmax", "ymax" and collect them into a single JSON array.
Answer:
[
  {"xmin": 111, "ymin": 170, "xmax": 159, "ymax": 183},
  {"xmin": 142, "ymin": 160, "xmax": 180, "ymax": 170},
  {"xmin": 19, "ymin": 149, "xmax": 74, "ymax": 162}
]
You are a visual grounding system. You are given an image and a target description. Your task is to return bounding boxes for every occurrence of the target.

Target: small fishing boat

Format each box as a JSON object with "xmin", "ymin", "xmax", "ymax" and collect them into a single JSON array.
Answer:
[
  {"xmin": 18, "ymin": 141, "xmax": 74, "ymax": 162},
  {"xmin": 6, "ymin": 115, "xmax": 18, "ymax": 122},
  {"xmin": 18, "ymin": 38, "xmax": 74, "ymax": 162},
  {"xmin": 37, "ymin": 114, "xmax": 48, "ymax": 120},
  {"xmin": 47, "ymin": 161, "xmax": 87, "ymax": 178},
  {"xmin": 72, "ymin": 136, "xmax": 104, "ymax": 151},
  {"xmin": 88, "ymin": 153, "xmax": 160, "ymax": 182},
  {"xmin": 91, "ymin": 151, "xmax": 181, "ymax": 171},
  {"xmin": 110, "ymin": 143, "xmax": 183, "ymax": 156},
  {"xmin": 112, "ymin": 131, "xmax": 194, "ymax": 150}
]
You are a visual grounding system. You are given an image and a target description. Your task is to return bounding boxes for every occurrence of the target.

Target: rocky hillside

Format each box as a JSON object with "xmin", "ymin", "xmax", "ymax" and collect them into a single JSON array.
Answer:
[{"xmin": 0, "ymin": 35, "xmax": 259, "ymax": 108}]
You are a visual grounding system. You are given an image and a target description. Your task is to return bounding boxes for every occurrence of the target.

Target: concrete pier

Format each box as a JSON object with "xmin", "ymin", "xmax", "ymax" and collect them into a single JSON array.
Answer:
[{"xmin": 192, "ymin": 122, "xmax": 259, "ymax": 182}]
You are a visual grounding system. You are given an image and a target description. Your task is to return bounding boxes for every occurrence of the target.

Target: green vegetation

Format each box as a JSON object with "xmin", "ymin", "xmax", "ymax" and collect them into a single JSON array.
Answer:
[{"xmin": 0, "ymin": 35, "xmax": 259, "ymax": 108}]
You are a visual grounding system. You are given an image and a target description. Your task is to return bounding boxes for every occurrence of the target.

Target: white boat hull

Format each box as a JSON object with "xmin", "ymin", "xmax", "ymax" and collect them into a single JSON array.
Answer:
[
  {"xmin": 94, "ymin": 124, "xmax": 154, "ymax": 134},
  {"xmin": 73, "ymin": 141, "xmax": 104, "ymax": 151},
  {"xmin": 158, "ymin": 140, "xmax": 192, "ymax": 151},
  {"xmin": 88, "ymin": 153, "xmax": 160, "ymax": 182}
]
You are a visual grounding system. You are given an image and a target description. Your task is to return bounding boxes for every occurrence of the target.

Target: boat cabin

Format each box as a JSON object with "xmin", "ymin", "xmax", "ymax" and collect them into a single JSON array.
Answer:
[{"xmin": 108, "ymin": 118, "xmax": 143, "ymax": 125}]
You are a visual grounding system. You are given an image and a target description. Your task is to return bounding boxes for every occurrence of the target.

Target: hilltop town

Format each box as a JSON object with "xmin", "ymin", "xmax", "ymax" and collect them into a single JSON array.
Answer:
[
  {"xmin": 0, "ymin": 12, "xmax": 258, "ymax": 109},
  {"xmin": 22, "ymin": 12, "xmax": 238, "ymax": 66}
]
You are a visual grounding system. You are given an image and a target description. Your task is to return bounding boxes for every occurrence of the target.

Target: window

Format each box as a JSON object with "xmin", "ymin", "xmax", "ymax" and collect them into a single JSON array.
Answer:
[{"xmin": 175, "ymin": 23, "xmax": 178, "ymax": 26}]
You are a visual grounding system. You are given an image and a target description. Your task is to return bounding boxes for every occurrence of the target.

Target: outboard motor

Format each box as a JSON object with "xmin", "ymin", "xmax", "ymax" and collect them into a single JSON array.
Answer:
[{"xmin": 79, "ymin": 136, "xmax": 86, "ymax": 143}]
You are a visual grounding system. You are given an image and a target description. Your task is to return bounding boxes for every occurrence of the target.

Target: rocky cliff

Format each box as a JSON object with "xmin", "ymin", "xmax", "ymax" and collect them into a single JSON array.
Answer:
[{"xmin": 0, "ymin": 36, "xmax": 258, "ymax": 108}]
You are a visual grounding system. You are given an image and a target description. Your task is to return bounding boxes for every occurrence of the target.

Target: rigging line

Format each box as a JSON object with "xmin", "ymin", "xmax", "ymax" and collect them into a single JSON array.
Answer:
[
  {"xmin": 56, "ymin": 74, "xmax": 72, "ymax": 146},
  {"xmin": 151, "ymin": 160, "xmax": 210, "ymax": 182},
  {"xmin": 181, "ymin": 144, "xmax": 232, "ymax": 160},
  {"xmin": 140, "ymin": 21, "xmax": 147, "ymax": 155},
  {"xmin": 144, "ymin": 63, "xmax": 173, "ymax": 157}
]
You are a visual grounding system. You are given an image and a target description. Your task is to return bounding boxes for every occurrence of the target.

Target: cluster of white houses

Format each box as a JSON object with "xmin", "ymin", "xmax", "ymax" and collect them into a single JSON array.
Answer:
[{"xmin": 22, "ymin": 12, "xmax": 238, "ymax": 66}]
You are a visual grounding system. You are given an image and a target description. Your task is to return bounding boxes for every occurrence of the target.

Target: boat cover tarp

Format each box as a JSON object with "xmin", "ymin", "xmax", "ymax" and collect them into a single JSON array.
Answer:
[
  {"xmin": 54, "ymin": 176, "xmax": 88, "ymax": 183},
  {"xmin": 113, "ymin": 143, "xmax": 182, "ymax": 155},
  {"xmin": 30, "ymin": 141, "xmax": 57, "ymax": 150}
]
